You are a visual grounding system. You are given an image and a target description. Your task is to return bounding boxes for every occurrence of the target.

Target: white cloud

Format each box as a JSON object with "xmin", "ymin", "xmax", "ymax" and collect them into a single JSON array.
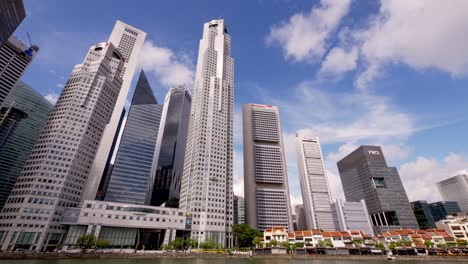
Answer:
[
  {"xmin": 55, "ymin": 83, "xmax": 63, "ymax": 88},
  {"xmin": 138, "ymin": 41, "xmax": 194, "ymax": 87},
  {"xmin": 233, "ymin": 149, "xmax": 244, "ymax": 197},
  {"xmin": 44, "ymin": 93, "xmax": 59, "ymax": 104},
  {"xmin": 399, "ymin": 153, "xmax": 468, "ymax": 202},
  {"xmin": 355, "ymin": 0, "xmax": 468, "ymax": 89},
  {"xmin": 266, "ymin": 0, "xmax": 351, "ymax": 62},
  {"xmin": 319, "ymin": 47, "xmax": 358, "ymax": 76}
]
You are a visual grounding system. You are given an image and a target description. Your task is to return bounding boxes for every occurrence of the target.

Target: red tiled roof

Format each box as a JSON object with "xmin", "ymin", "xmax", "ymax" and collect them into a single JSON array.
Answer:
[
  {"xmin": 303, "ymin": 230, "xmax": 312, "ymax": 236},
  {"xmin": 288, "ymin": 233, "xmax": 294, "ymax": 238},
  {"xmin": 322, "ymin": 231, "xmax": 341, "ymax": 238},
  {"xmin": 271, "ymin": 226, "xmax": 285, "ymax": 232},
  {"xmin": 312, "ymin": 230, "xmax": 322, "ymax": 235},
  {"xmin": 294, "ymin": 231, "xmax": 303, "ymax": 237}
]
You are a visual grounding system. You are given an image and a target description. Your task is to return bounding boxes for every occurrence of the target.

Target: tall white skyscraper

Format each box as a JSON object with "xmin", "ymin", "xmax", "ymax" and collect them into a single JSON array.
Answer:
[
  {"xmin": 82, "ymin": 21, "xmax": 146, "ymax": 202},
  {"xmin": 243, "ymin": 104, "xmax": 294, "ymax": 232},
  {"xmin": 178, "ymin": 19, "xmax": 234, "ymax": 247},
  {"xmin": 296, "ymin": 135, "xmax": 335, "ymax": 231},
  {"xmin": 437, "ymin": 174, "xmax": 468, "ymax": 212},
  {"xmin": 0, "ymin": 40, "xmax": 125, "ymax": 251}
]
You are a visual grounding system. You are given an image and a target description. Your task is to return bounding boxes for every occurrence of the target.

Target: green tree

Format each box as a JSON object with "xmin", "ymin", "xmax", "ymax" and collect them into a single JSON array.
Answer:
[
  {"xmin": 352, "ymin": 238, "xmax": 364, "ymax": 247},
  {"xmin": 375, "ymin": 243, "xmax": 385, "ymax": 250},
  {"xmin": 232, "ymin": 224, "xmax": 262, "ymax": 248},
  {"xmin": 456, "ymin": 239, "xmax": 468, "ymax": 247},
  {"xmin": 437, "ymin": 243, "xmax": 447, "ymax": 248},
  {"xmin": 389, "ymin": 242, "xmax": 397, "ymax": 250},
  {"xmin": 269, "ymin": 239, "xmax": 278, "ymax": 247},
  {"xmin": 280, "ymin": 241, "xmax": 290, "ymax": 249},
  {"xmin": 317, "ymin": 240, "xmax": 325, "ymax": 247},
  {"xmin": 291, "ymin": 243, "xmax": 297, "ymax": 253},
  {"xmin": 252, "ymin": 237, "xmax": 262, "ymax": 248},
  {"xmin": 295, "ymin": 242, "xmax": 304, "ymax": 248},
  {"xmin": 200, "ymin": 239, "xmax": 219, "ymax": 250},
  {"xmin": 76, "ymin": 234, "xmax": 96, "ymax": 252},
  {"xmin": 424, "ymin": 240, "xmax": 434, "ymax": 248},
  {"xmin": 170, "ymin": 237, "xmax": 185, "ymax": 250},
  {"xmin": 324, "ymin": 238, "xmax": 334, "ymax": 248},
  {"xmin": 95, "ymin": 239, "xmax": 111, "ymax": 249}
]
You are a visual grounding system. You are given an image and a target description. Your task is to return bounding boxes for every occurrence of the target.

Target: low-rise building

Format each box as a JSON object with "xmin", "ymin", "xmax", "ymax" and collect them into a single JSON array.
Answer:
[
  {"xmin": 61, "ymin": 200, "xmax": 187, "ymax": 250},
  {"xmin": 436, "ymin": 215, "xmax": 468, "ymax": 242}
]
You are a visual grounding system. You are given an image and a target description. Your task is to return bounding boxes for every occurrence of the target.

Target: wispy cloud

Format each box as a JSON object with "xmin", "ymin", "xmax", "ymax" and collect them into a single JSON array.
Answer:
[{"xmin": 44, "ymin": 92, "xmax": 59, "ymax": 104}]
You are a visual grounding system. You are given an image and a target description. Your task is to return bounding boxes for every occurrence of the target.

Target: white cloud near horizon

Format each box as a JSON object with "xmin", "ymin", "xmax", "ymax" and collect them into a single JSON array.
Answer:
[
  {"xmin": 44, "ymin": 92, "xmax": 59, "ymax": 104},
  {"xmin": 266, "ymin": 0, "xmax": 352, "ymax": 62},
  {"xmin": 399, "ymin": 153, "xmax": 468, "ymax": 203},
  {"xmin": 138, "ymin": 41, "xmax": 194, "ymax": 87}
]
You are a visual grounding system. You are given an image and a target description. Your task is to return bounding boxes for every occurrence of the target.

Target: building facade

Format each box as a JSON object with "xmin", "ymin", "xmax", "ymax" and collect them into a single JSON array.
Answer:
[
  {"xmin": 331, "ymin": 199, "xmax": 374, "ymax": 237},
  {"xmin": 337, "ymin": 145, "xmax": 419, "ymax": 234},
  {"xmin": 62, "ymin": 200, "xmax": 186, "ymax": 250},
  {"xmin": 294, "ymin": 204, "xmax": 306, "ymax": 231},
  {"xmin": 436, "ymin": 174, "xmax": 468, "ymax": 212},
  {"xmin": 0, "ymin": 102, "xmax": 27, "ymax": 150},
  {"xmin": 429, "ymin": 201, "xmax": 461, "ymax": 222},
  {"xmin": 296, "ymin": 135, "xmax": 335, "ymax": 231},
  {"xmin": 233, "ymin": 195, "xmax": 245, "ymax": 225},
  {"xmin": 0, "ymin": 38, "xmax": 125, "ymax": 251},
  {"xmin": 0, "ymin": 36, "xmax": 38, "ymax": 106},
  {"xmin": 104, "ymin": 70, "xmax": 162, "ymax": 205},
  {"xmin": 0, "ymin": 81, "xmax": 52, "ymax": 210},
  {"xmin": 178, "ymin": 19, "xmax": 234, "ymax": 247},
  {"xmin": 151, "ymin": 85, "xmax": 191, "ymax": 208},
  {"xmin": 243, "ymin": 103, "xmax": 293, "ymax": 232},
  {"xmin": 0, "ymin": 0, "xmax": 25, "ymax": 47},
  {"xmin": 436, "ymin": 215, "xmax": 468, "ymax": 242},
  {"xmin": 82, "ymin": 20, "xmax": 146, "ymax": 203},
  {"xmin": 411, "ymin": 200, "xmax": 437, "ymax": 229}
]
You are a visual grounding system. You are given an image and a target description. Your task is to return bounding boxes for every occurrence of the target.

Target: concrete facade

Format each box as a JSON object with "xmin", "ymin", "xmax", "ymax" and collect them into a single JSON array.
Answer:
[
  {"xmin": 296, "ymin": 135, "xmax": 334, "ymax": 231},
  {"xmin": 243, "ymin": 104, "xmax": 293, "ymax": 232},
  {"xmin": 331, "ymin": 199, "xmax": 374, "ymax": 237},
  {"xmin": 178, "ymin": 20, "xmax": 234, "ymax": 247},
  {"xmin": 437, "ymin": 174, "xmax": 468, "ymax": 212}
]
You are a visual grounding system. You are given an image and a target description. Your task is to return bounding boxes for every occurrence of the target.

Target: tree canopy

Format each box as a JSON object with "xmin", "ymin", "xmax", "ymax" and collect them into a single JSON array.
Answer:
[{"xmin": 232, "ymin": 224, "xmax": 262, "ymax": 248}]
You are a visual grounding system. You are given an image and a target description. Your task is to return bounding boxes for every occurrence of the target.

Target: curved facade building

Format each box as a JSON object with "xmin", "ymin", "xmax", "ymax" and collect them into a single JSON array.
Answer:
[{"xmin": 104, "ymin": 70, "xmax": 163, "ymax": 205}]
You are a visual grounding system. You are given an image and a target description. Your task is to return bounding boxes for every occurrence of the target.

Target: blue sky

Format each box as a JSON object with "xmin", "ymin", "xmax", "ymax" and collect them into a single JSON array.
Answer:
[{"xmin": 14, "ymin": 0, "xmax": 468, "ymax": 207}]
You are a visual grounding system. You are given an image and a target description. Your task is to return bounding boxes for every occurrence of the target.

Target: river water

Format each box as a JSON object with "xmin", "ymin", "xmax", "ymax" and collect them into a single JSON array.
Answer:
[{"xmin": 2, "ymin": 258, "xmax": 462, "ymax": 264}]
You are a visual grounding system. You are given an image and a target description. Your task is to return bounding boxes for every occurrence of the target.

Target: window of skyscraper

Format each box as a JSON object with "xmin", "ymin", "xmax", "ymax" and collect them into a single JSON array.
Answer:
[{"xmin": 371, "ymin": 177, "xmax": 386, "ymax": 188}]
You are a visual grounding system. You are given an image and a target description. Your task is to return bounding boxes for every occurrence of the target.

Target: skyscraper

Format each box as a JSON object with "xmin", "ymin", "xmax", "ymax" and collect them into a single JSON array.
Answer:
[
  {"xmin": 296, "ymin": 135, "xmax": 335, "ymax": 231},
  {"xmin": 436, "ymin": 174, "xmax": 468, "ymax": 212},
  {"xmin": 337, "ymin": 146, "xmax": 419, "ymax": 234},
  {"xmin": 0, "ymin": 36, "xmax": 38, "ymax": 106},
  {"xmin": 243, "ymin": 103, "xmax": 293, "ymax": 232},
  {"xmin": 178, "ymin": 19, "xmax": 234, "ymax": 246},
  {"xmin": 0, "ymin": 102, "xmax": 27, "ymax": 150},
  {"xmin": 411, "ymin": 200, "xmax": 436, "ymax": 229},
  {"xmin": 82, "ymin": 20, "xmax": 146, "ymax": 203},
  {"xmin": 429, "ymin": 201, "xmax": 461, "ymax": 222},
  {"xmin": 0, "ymin": 39, "xmax": 125, "ymax": 251},
  {"xmin": 0, "ymin": 0, "xmax": 25, "ymax": 47},
  {"xmin": 0, "ymin": 81, "xmax": 52, "ymax": 210},
  {"xmin": 104, "ymin": 70, "xmax": 163, "ymax": 205},
  {"xmin": 151, "ymin": 85, "xmax": 191, "ymax": 208},
  {"xmin": 294, "ymin": 204, "xmax": 306, "ymax": 231},
  {"xmin": 331, "ymin": 199, "xmax": 374, "ymax": 236},
  {"xmin": 233, "ymin": 195, "xmax": 245, "ymax": 225}
]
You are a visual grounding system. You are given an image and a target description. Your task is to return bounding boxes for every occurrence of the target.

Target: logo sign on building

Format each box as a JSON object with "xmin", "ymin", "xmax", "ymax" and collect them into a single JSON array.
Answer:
[{"xmin": 368, "ymin": 150, "xmax": 380, "ymax": 155}]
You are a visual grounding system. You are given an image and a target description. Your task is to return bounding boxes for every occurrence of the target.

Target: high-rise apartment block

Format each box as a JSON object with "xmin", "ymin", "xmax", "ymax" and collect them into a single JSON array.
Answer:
[
  {"xmin": 151, "ymin": 85, "xmax": 191, "ymax": 208},
  {"xmin": 437, "ymin": 174, "xmax": 468, "ymax": 212},
  {"xmin": 82, "ymin": 21, "xmax": 146, "ymax": 203},
  {"xmin": 178, "ymin": 19, "xmax": 234, "ymax": 246},
  {"xmin": 0, "ymin": 81, "xmax": 52, "ymax": 210},
  {"xmin": 243, "ymin": 103, "xmax": 293, "ymax": 232},
  {"xmin": 294, "ymin": 204, "xmax": 306, "ymax": 231},
  {"xmin": 337, "ymin": 146, "xmax": 419, "ymax": 234},
  {"xmin": 0, "ymin": 36, "xmax": 126, "ymax": 251},
  {"xmin": 233, "ymin": 195, "xmax": 245, "ymax": 225},
  {"xmin": 104, "ymin": 70, "xmax": 162, "ymax": 205},
  {"xmin": 296, "ymin": 135, "xmax": 335, "ymax": 231},
  {"xmin": 331, "ymin": 199, "xmax": 374, "ymax": 236},
  {"xmin": 0, "ymin": 0, "xmax": 25, "ymax": 47},
  {"xmin": 0, "ymin": 36, "xmax": 38, "ymax": 106}
]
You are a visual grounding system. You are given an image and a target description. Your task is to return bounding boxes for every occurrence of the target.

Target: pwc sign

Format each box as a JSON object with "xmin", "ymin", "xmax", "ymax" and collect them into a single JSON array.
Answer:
[{"xmin": 368, "ymin": 150, "xmax": 380, "ymax": 155}]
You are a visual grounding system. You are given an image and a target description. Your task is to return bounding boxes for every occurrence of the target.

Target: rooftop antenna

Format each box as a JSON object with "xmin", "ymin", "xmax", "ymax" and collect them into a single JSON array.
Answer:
[{"xmin": 26, "ymin": 32, "xmax": 32, "ymax": 46}]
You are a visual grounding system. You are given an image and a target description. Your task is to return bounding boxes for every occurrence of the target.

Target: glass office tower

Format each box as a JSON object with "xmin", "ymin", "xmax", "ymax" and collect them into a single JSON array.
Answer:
[
  {"xmin": 0, "ymin": 81, "xmax": 52, "ymax": 210},
  {"xmin": 104, "ymin": 70, "xmax": 163, "ymax": 205},
  {"xmin": 151, "ymin": 85, "xmax": 191, "ymax": 208},
  {"xmin": 0, "ymin": 0, "xmax": 25, "ymax": 47}
]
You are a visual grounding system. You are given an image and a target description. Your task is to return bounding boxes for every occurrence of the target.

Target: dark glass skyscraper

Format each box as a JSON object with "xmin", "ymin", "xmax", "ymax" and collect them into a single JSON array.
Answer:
[
  {"xmin": 429, "ymin": 201, "xmax": 461, "ymax": 222},
  {"xmin": 151, "ymin": 85, "xmax": 191, "ymax": 208},
  {"xmin": 0, "ymin": 103, "xmax": 27, "ymax": 150},
  {"xmin": 0, "ymin": 0, "xmax": 25, "ymax": 47},
  {"xmin": 0, "ymin": 81, "xmax": 52, "ymax": 210},
  {"xmin": 105, "ymin": 70, "xmax": 163, "ymax": 205},
  {"xmin": 411, "ymin": 200, "xmax": 436, "ymax": 229},
  {"xmin": 337, "ymin": 146, "xmax": 419, "ymax": 234}
]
